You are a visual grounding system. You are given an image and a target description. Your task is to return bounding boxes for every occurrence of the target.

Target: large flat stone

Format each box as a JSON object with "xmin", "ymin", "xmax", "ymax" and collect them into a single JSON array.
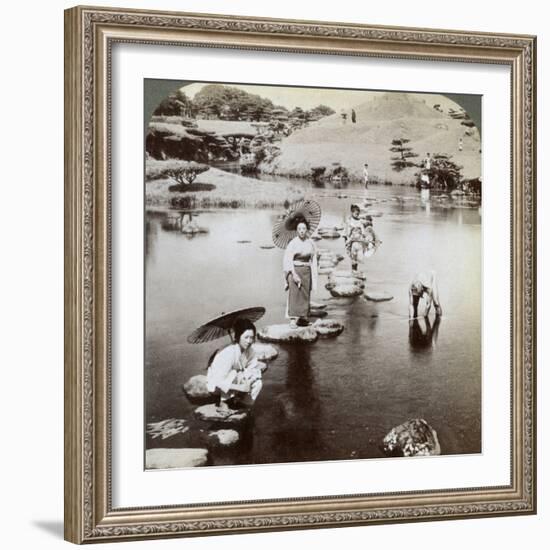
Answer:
[
  {"xmin": 327, "ymin": 284, "xmax": 364, "ymax": 298},
  {"xmin": 313, "ymin": 319, "xmax": 345, "ymax": 338},
  {"xmin": 320, "ymin": 231, "xmax": 341, "ymax": 239},
  {"xmin": 208, "ymin": 429, "xmax": 240, "ymax": 447},
  {"xmin": 194, "ymin": 404, "xmax": 249, "ymax": 424},
  {"xmin": 309, "ymin": 308, "xmax": 328, "ymax": 318},
  {"xmin": 365, "ymin": 291, "xmax": 394, "ymax": 302},
  {"xmin": 258, "ymin": 324, "xmax": 318, "ymax": 344},
  {"xmin": 331, "ymin": 270, "xmax": 367, "ymax": 280},
  {"xmin": 146, "ymin": 448, "xmax": 208, "ymax": 469},
  {"xmin": 182, "ymin": 375, "xmax": 216, "ymax": 404},
  {"xmin": 251, "ymin": 342, "xmax": 278, "ymax": 362},
  {"xmin": 327, "ymin": 277, "xmax": 365, "ymax": 290}
]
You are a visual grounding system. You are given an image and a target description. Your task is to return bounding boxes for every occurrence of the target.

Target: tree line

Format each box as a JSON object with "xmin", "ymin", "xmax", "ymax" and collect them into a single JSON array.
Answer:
[{"xmin": 154, "ymin": 84, "xmax": 335, "ymax": 122}]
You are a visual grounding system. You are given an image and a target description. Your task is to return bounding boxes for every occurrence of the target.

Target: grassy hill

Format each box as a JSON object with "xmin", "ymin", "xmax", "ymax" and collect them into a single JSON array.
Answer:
[{"xmin": 262, "ymin": 92, "xmax": 481, "ymax": 185}]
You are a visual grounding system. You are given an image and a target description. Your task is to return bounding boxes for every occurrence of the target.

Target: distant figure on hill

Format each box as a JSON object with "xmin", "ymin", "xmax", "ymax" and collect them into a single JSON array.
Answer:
[
  {"xmin": 421, "ymin": 152, "xmax": 432, "ymax": 187},
  {"xmin": 458, "ymin": 137, "xmax": 464, "ymax": 151},
  {"xmin": 363, "ymin": 163, "xmax": 369, "ymax": 188},
  {"xmin": 351, "ymin": 109, "xmax": 357, "ymax": 123},
  {"xmin": 340, "ymin": 109, "xmax": 347, "ymax": 125},
  {"xmin": 423, "ymin": 152, "xmax": 432, "ymax": 170}
]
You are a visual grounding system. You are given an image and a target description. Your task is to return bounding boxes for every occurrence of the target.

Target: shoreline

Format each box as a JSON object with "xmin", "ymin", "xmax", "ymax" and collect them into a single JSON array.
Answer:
[{"xmin": 146, "ymin": 165, "xmax": 305, "ymax": 209}]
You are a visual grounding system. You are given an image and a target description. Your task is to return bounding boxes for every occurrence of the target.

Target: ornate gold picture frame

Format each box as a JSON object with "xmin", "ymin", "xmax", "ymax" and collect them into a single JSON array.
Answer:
[{"xmin": 64, "ymin": 5, "xmax": 536, "ymax": 544}]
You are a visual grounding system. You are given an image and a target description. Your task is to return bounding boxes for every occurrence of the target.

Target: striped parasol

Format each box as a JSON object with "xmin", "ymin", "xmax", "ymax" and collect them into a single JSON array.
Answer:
[
  {"xmin": 272, "ymin": 199, "xmax": 322, "ymax": 248},
  {"xmin": 187, "ymin": 307, "xmax": 266, "ymax": 344}
]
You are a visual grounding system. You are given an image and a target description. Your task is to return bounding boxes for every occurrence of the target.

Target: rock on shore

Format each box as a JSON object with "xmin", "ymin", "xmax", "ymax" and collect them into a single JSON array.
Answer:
[
  {"xmin": 382, "ymin": 418, "xmax": 441, "ymax": 457},
  {"xmin": 146, "ymin": 448, "xmax": 209, "ymax": 469}
]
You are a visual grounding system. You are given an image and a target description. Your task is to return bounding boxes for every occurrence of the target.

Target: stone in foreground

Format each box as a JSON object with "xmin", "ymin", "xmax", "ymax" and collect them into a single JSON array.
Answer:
[
  {"xmin": 313, "ymin": 319, "xmax": 344, "ymax": 338},
  {"xmin": 146, "ymin": 448, "xmax": 208, "ymax": 469},
  {"xmin": 182, "ymin": 375, "xmax": 216, "ymax": 404},
  {"xmin": 365, "ymin": 290, "xmax": 394, "ymax": 302},
  {"xmin": 252, "ymin": 342, "xmax": 278, "ymax": 362},
  {"xmin": 258, "ymin": 324, "xmax": 318, "ymax": 344},
  {"xmin": 382, "ymin": 418, "xmax": 441, "ymax": 457},
  {"xmin": 194, "ymin": 404, "xmax": 249, "ymax": 424},
  {"xmin": 208, "ymin": 429, "xmax": 240, "ymax": 447}
]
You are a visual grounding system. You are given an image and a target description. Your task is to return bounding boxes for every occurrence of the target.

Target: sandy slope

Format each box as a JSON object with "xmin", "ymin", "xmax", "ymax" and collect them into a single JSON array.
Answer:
[{"xmin": 264, "ymin": 92, "xmax": 481, "ymax": 184}]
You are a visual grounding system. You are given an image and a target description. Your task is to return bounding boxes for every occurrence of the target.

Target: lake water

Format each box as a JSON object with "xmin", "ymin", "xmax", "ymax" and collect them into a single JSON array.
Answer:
[{"xmin": 145, "ymin": 182, "xmax": 481, "ymax": 466}]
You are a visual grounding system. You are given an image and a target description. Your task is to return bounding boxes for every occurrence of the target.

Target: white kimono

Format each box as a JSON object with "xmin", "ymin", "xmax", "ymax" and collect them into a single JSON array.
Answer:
[{"xmin": 206, "ymin": 344, "xmax": 263, "ymax": 402}]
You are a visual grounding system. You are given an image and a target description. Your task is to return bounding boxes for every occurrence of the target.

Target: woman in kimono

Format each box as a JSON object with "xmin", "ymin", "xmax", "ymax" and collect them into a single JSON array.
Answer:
[
  {"xmin": 344, "ymin": 204, "xmax": 367, "ymax": 272},
  {"xmin": 283, "ymin": 219, "xmax": 318, "ymax": 329},
  {"xmin": 206, "ymin": 318, "xmax": 264, "ymax": 410}
]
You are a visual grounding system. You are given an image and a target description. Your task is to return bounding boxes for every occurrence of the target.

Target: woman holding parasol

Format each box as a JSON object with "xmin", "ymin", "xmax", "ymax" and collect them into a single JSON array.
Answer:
[
  {"xmin": 187, "ymin": 308, "xmax": 266, "ymax": 411},
  {"xmin": 273, "ymin": 200, "xmax": 321, "ymax": 329},
  {"xmin": 206, "ymin": 318, "xmax": 264, "ymax": 411}
]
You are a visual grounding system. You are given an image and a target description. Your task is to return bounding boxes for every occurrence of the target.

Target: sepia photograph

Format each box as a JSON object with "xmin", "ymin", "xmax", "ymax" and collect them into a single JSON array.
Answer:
[{"xmin": 144, "ymin": 80, "xmax": 482, "ymax": 470}]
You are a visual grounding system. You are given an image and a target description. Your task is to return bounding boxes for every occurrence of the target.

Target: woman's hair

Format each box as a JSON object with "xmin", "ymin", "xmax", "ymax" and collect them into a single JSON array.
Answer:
[
  {"xmin": 233, "ymin": 318, "xmax": 256, "ymax": 343},
  {"xmin": 293, "ymin": 216, "xmax": 309, "ymax": 230},
  {"xmin": 350, "ymin": 204, "xmax": 360, "ymax": 213}
]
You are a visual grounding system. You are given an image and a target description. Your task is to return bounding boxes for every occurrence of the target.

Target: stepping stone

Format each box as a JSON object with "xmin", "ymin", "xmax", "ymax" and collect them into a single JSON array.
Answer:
[
  {"xmin": 313, "ymin": 319, "xmax": 344, "ymax": 338},
  {"xmin": 182, "ymin": 226, "xmax": 209, "ymax": 235},
  {"xmin": 365, "ymin": 291, "xmax": 394, "ymax": 302},
  {"xmin": 320, "ymin": 231, "xmax": 341, "ymax": 239},
  {"xmin": 328, "ymin": 284, "xmax": 364, "ymax": 298},
  {"xmin": 332, "ymin": 270, "xmax": 366, "ymax": 280},
  {"xmin": 319, "ymin": 260, "xmax": 337, "ymax": 269},
  {"xmin": 145, "ymin": 448, "xmax": 208, "ymax": 469},
  {"xmin": 252, "ymin": 342, "xmax": 278, "ymax": 362},
  {"xmin": 327, "ymin": 277, "xmax": 365, "ymax": 289},
  {"xmin": 258, "ymin": 324, "xmax": 318, "ymax": 344},
  {"xmin": 319, "ymin": 267, "xmax": 335, "ymax": 276},
  {"xmin": 309, "ymin": 308, "xmax": 328, "ymax": 318},
  {"xmin": 208, "ymin": 429, "xmax": 240, "ymax": 447},
  {"xmin": 310, "ymin": 301, "xmax": 327, "ymax": 309},
  {"xmin": 259, "ymin": 244, "xmax": 275, "ymax": 249},
  {"xmin": 182, "ymin": 375, "xmax": 217, "ymax": 404},
  {"xmin": 236, "ymin": 240, "xmax": 251, "ymax": 243},
  {"xmin": 382, "ymin": 419, "xmax": 441, "ymax": 457},
  {"xmin": 194, "ymin": 404, "xmax": 249, "ymax": 424}
]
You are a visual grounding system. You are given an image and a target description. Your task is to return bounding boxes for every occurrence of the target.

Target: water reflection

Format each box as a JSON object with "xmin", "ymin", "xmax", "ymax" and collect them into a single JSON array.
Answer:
[
  {"xmin": 272, "ymin": 346, "xmax": 323, "ymax": 461},
  {"xmin": 408, "ymin": 316, "xmax": 441, "ymax": 353},
  {"xmin": 158, "ymin": 211, "xmax": 210, "ymax": 239}
]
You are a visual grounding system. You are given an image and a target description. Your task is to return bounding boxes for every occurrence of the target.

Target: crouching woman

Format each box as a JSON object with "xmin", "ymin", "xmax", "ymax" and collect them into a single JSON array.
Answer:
[{"xmin": 206, "ymin": 318, "xmax": 264, "ymax": 410}]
